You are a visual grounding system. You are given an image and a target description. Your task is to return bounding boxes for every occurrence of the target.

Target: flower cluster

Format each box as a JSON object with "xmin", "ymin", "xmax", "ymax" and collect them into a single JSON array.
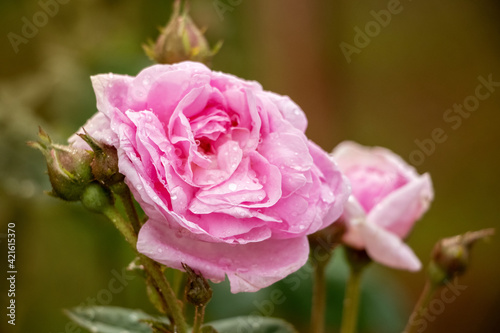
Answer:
[{"xmin": 34, "ymin": 60, "xmax": 434, "ymax": 293}]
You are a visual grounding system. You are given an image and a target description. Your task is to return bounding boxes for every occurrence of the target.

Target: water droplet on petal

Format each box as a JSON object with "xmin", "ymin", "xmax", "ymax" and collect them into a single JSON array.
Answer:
[
  {"xmin": 171, "ymin": 194, "xmax": 178, "ymax": 200},
  {"xmin": 157, "ymin": 248, "xmax": 164, "ymax": 254},
  {"xmin": 299, "ymin": 225, "xmax": 305, "ymax": 230},
  {"xmin": 228, "ymin": 183, "xmax": 237, "ymax": 191},
  {"xmin": 195, "ymin": 139, "xmax": 201, "ymax": 146},
  {"xmin": 218, "ymin": 257, "xmax": 233, "ymax": 268}
]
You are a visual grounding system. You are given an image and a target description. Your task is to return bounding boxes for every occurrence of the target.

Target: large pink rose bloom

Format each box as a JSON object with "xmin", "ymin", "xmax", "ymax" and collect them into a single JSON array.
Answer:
[
  {"xmin": 331, "ymin": 141, "xmax": 433, "ymax": 271},
  {"xmin": 70, "ymin": 62, "xmax": 349, "ymax": 292}
]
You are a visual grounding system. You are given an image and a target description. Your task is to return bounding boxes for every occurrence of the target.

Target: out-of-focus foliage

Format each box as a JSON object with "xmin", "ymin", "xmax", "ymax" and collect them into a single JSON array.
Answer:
[{"xmin": 1, "ymin": 1, "xmax": 499, "ymax": 333}]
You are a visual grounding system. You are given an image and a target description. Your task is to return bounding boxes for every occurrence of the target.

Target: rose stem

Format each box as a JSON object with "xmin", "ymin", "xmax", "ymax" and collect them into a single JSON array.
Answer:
[
  {"xmin": 111, "ymin": 182, "xmax": 142, "ymax": 234},
  {"xmin": 102, "ymin": 205, "xmax": 188, "ymax": 333},
  {"xmin": 403, "ymin": 280, "xmax": 437, "ymax": 333},
  {"xmin": 192, "ymin": 305, "xmax": 206, "ymax": 333},
  {"xmin": 340, "ymin": 248, "xmax": 370, "ymax": 333},
  {"xmin": 311, "ymin": 252, "xmax": 331, "ymax": 333},
  {"xmin": 339, "ymin": 267, "xmax": 363, "ymax": 333}
]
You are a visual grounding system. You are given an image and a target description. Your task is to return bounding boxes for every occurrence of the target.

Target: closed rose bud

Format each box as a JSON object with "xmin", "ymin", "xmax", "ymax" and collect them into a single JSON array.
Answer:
[
  {"xmin": 78, "ymin": 132, "xmax": 124, "ymax": 187},
  {"xmin": 429, "ymin": 228, "xmax": 495, "ymax": 285},
  {"xmin": 143, "ymin": 0, "xmax": 221, "ymax": 65},
  {"xmin": 183, "ymin": 263, "xmax": 212, "ymax": 307},
  {"xmin": 28, "ymin": 127, "xmax": 94, "ymax": 201},
  {"xmin": 80, "ymin": 182, "xmax": 114, "ymax": 213}
]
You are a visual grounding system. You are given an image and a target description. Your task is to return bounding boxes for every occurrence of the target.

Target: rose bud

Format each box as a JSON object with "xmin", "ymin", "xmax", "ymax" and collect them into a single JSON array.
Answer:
[
  {"xmin": 143, "ymin": 0, "xmax": 222, "ymax": 65},
  {"xmin": 429, "ymin": 228, "xmax": 495, "ymax": 285},
  {"xmin": 78, "ymin": 131, "xmax": 124, "ymax": 187},
  {"xmin": 331, "ymin": 141, "xmax": 434, "ymax": 271},
  {"xmin": 28, "ymin": 127, "xmax": 94, "ymax": 201},
  {"xmin": 80, "ymin": 182, "xmax": 114, "ymax": 213},
  {"xmin": 182, "ymin": 263, "xmax": 212, "ymax": 307}
]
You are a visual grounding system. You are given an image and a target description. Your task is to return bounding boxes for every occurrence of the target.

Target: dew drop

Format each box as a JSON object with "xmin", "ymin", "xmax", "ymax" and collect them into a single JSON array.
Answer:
[
  {"xmin": 89, "ymin": 326, "xmax": 98, "ymax": 333},
  {"xmin": 257, "ymin": 195, "xmax": 264, "ymax": 201},
  {"xmin": 142, "ymin": 76, "xmax": 151, "ymax": 86},
  {"xmin": 171, "ymin": 194, "xmax": 178, "ymax": 200},
  {"xmin": 228, "ymin": 183, "xmax": 237, "ymax": 191},
  {"xmin": 195, "ymin": 139, "xmax": 201, "ymax": 146},
  {"xmin": 218, "ymin": 257, "xmax": 233, "ymax": 268},
  {"xmin": 232, "ymin": 146, "xmax": 238, "ymax": 152},
  {"xmin": 157, "ymin": 248, "xmax": 164, "ymax": 254},
  {"xmin": 299, "ymin": 225, "xmax": 305, "ymax": 230},
  {"xmin": 137, "ymin": 185, "xmax": 143, "ymax": 190}
]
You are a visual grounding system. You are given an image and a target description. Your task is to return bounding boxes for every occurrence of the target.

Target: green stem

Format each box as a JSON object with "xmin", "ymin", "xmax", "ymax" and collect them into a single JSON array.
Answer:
[
  {"xmin": 102, "ymin": 206, "xmax": 137, "ymax": 246},
  {"xmin": 310, "ymin": 255, "xmax": 331, "ymax": 333},
  {"xmin": 172, "ymin": 268, "xmax": 185, "ymax": 299},
  {"xmin": 102, "ymin": 206, "xmax": 188, "ymax": 333},
  {"xmin": 340, "ymin": 266, "xmax": 364, "ymax": 333},
  {"xmin": 192, "ymin": 305, "xmax": 206, "ymax": 333},
  {"xmin": 111, "ymin": 182, "xmax": 141, "ymax": 234},
  {"xmin": 403, "ymin": 280, "xmax": 437, "ymax": 333}
]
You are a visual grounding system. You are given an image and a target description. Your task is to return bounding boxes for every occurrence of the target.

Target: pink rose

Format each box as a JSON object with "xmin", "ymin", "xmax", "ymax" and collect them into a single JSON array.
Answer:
[
  {"xmin": 70, "ymin": 62, "xmax": 349, "ymax": 292},
  {"xmin": 331, "ymin": 141, "xmax": 433, "ymax": 271}
]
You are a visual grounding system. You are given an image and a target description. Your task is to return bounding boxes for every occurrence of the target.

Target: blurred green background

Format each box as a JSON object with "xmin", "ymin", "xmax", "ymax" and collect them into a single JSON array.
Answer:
[{"xmin": 1, "ymin": 0, "xmax": 499, "ymax": 332}]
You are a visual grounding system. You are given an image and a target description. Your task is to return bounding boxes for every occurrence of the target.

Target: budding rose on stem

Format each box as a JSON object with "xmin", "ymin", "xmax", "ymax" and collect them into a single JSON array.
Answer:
[
  {"xmin": 331, "ymin": 141, "xmax": 433, "ymax": 271},
  {"xmin": 70, "ymin": 61, "xmax": 350, "ymax": 293}
]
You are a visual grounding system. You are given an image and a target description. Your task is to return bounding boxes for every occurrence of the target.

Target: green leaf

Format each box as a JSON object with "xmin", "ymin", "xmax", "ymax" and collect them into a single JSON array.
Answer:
[
  {"xmin": 64, "ymin": 306, "xmax": 167, "ymax": 333},
  {"xmin": 205, "ymin": 316, "xmax": 298, "ymax": 333}
]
